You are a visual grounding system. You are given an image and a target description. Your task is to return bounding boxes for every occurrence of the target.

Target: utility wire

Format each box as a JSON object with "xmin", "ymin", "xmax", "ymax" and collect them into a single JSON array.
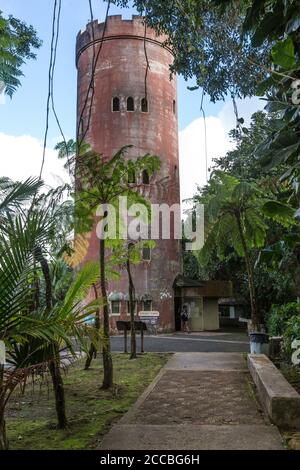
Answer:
[
  {"xmin": 50, "ymin": 0, "xmax": 72, "ymax": 176},
  {"xmin": 39, "ymin": 0, "xmax": 59, "ymax": 180},
  {"xmin": 77, "ymin": 0, "xmax": 111, "ymax": 154}
]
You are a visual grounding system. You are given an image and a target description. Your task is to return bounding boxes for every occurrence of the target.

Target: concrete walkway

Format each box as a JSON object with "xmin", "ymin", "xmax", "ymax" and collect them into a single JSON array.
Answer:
[{"xmin": 99, "ymin": 353, "xmax": 284, "ymax": 450}]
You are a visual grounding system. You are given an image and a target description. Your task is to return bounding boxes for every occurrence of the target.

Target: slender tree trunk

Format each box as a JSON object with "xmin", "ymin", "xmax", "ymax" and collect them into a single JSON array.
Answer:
[
  {"xmin": 0, "ymin": 366, "xmax": 8, "ymax": 450},
  {"xmin": 236, "ymin": 215, "xmax": 260, "ymax": 330},
  {"xmin": 48, "ymin": 348, "xmax": 68, "ymax": 429},
  {"xmin": 0, "ymin": 405, "xmax": 7, "ymax": 450},
  {"xmin": 34, "ymin": 249, "xmax": 68, "ymax": 427},
  {"xmin": 33, "ymin": 246, "xmax": 52, "ymax": 311},
  {"xmin": 100, "ymin": 239, "xmax": 113, "ymax": 389},
  {"xmin": 85, "ymin": 284, "xmax": 100, "ymax": 370},
  {"xmin": 126, "ymin": 256, "xmax": 137, "ymax": 359}
]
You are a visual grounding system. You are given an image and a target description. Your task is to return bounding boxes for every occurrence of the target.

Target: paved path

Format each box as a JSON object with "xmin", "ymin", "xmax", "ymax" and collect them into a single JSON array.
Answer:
[
  {"xmin": 111, "ymin": 331, "xmax": 250, "ymax": 353},
  {"xmin": 99, "ymin": 353, "xmax": 284, "ymax": 450}
]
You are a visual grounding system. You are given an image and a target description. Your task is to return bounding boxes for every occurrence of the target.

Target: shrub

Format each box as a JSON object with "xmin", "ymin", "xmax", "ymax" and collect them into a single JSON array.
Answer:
[
  {"xmin": 266, "ymin": 302, "xmax": 300, "ymax": 336},
  {"xmin": 283, "ymin": 315, "xmax": 300, "ymax": 358}
]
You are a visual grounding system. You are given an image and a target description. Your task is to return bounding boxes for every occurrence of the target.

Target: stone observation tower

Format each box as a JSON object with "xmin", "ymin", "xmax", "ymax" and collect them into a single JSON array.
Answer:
[{"xmin": 76, "ymin": 15, "xmax": 182, "ymax": 331}]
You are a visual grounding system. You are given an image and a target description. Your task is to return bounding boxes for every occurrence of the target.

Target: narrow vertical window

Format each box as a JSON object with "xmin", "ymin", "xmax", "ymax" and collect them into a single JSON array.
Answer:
[
  {"xmin": 112, "ymin": 97, "xmax": 120, "ymax": 112},
  {"xmin": 142, "ymin": 246, "xmax": 151, "ymax": 261},
  {"xmin": 111, "ymin": 301, "xmax": 120, "ymax": 314},
  {"xmin": 141, "ymin": 97, "xmax": 148, "ymax": 112},
  {"xmin": 142, "ymin": 169, "xmax": 150, "ymax": 185},
  {"xmin": 127, "ymin": 97, "xmax": 135, "ymax": 111},
  {"xmin": 173, "ymin": 99, "xmax": 176, "ymax": 114}
]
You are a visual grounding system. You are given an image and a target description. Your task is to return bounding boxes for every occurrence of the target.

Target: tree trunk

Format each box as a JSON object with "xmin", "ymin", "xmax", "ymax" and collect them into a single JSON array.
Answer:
[
  {"xmin": 126, "ymin": 256, "xmax": 137, "ymax": 359},
  {"xmin": 236, "ymin": 215, "xmax": 260, "ymax": 330},
  {"xmin": 0, "ymin": 406, "xmax": 7, "ymax": 450},
  {"xmin": 0, "ymin": 366, "xmax": 8, "ymax": 450},
  {"xmin": 33, "ymin": 246, "xmax": 52, "ymax": 311},
  {"xmin": 48, "ymin": 350, "xmax": 68, "ymax": 429},
  {"xmin": 100, "ymin": 238, "xmax": 113, "ymax": 389},
  {"xmin": 85, "ymin": 284, "xmax": 100, "ymax": 370}
]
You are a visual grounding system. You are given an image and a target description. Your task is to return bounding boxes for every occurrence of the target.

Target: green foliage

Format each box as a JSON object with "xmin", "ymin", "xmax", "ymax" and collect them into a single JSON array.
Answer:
[
  {"xmin": 212, "ymin": 112, "xmax": 284, "ymax": 180},
  {"xmin": 0, "ymin": 179, "xmax": 96, "ymax": 351},
  {"xmin": 272, "ymin": 37, "xmax": 295, "ymax": 69},
  {"xmin": 197, "ymin": 171, "xmax": 269, "ymax": 262},
  {"xmin": 284, "ymin": 314, "xmax": 300, "ymax": 356},
  {"xmin": 0, "ymin": 177, "xmax": 43, "ymax": 225},
  {"xmin": 111, "ymin": 0, "xmax": 270, "ymax": 101},
  {"xmin": 6, "ymin": 354, "xmax": 169, "ymax": 450},
  {"xmin": 267, "ymin": 302, "xmax": 300, "ymax": 359},
  {"xmin": 266, "ymin": 302, "xmax": 300, "ymax": 336},
  {"xmin": 7, "ymin": 261, "xmax": 101, "ymax": 369},
  {"xmin": 191, "ymin": 108, "xmax": 300, "ymax": 322},
  {"xmin": 183, "ymin": 250, "xmax": 200, "ymax": 280},
  {"xmin": 74, "ymin": 144, "xmax": 160, "ymax": 235},
  {"xmin": 0, "ymin": 10, "xmax": 41, "ymax": 96},
  {"xmin": 241, "ymin": 0, "xmax": 300, "ymax": 213}
]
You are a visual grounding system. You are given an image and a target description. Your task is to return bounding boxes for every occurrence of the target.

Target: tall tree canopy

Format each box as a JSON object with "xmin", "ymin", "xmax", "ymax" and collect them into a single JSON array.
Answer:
[
  {"xmin": 111, "ymin": 0, "xmax": 270, "ymax": 101},
  {"xmin": 0, "ymin": 10, "xmax": 41, "ymax": 97}
]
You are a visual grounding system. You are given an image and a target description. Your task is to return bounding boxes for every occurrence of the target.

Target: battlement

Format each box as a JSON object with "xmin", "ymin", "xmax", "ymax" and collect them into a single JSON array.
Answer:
[{"xmin": 76, "ymin": 14, "xmax": 169, "ymax": 62}]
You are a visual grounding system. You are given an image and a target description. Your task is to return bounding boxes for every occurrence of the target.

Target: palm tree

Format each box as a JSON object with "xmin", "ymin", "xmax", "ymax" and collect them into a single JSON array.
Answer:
[
  {"xmin": 0, "ymin": 178, "xmax": 99, "ymax": 447},
  {"xmin": 0, "ymin": 210, "xmax": 65, "ymax": 449},
  {"xmin": 197, "ymin": 171, "xmax": 293, "ymax": 330},
  {"xmin": 199, "ymin": 172, "xmax": 267, "ymax": 329},
  {"xmin": 0, "ymin": 176, "xmax": 42, "ymax": 226},
  {"xmin": 75, "ymin": 146, "xmax": 160, "ymax": 388},
  {"xmin": 6, "ymin": 260, "xmax": 100, "ymax": 432},
  {"xmin": 109, "ymin": 240, "xmax": 155, "ymax": 359}
]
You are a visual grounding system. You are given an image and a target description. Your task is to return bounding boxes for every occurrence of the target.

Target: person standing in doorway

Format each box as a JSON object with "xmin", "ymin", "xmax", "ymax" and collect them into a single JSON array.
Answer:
[{"xmin": 180, "ymin": 304, "xmax": 190, "ymax": 333}]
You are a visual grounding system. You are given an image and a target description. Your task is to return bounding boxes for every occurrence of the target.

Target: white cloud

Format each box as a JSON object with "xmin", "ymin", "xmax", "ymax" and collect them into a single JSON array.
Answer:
[
  {"xmin": 179, "ymin": 116, "xmax": 233, "ymax": 205},
  {"xmin": 0, "ymin": 133, "xmax": 70, "ymax": 187},
  {"xmin": 0, "ymin": 97, "xmax": 264, "ymax": 207},
  {"xmin": 179, "ymin": 97, "xmax": 265, "ymax": 207}
]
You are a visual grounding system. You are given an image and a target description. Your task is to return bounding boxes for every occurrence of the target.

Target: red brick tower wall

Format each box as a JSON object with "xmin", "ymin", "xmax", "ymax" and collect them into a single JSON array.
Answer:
[{"xmin": 76, "ymin": 15, "xmax": 182, "ymax": 331}]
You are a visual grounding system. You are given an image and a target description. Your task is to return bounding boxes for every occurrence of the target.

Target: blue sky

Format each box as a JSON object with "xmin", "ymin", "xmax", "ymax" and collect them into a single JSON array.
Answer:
[
  {"xmin": 0, "ymin": 0, "xmax": 263, "ymax": 201},
  {"xmin": 0, "ymin": 0, "xmax": 224, "ymax": 138}
]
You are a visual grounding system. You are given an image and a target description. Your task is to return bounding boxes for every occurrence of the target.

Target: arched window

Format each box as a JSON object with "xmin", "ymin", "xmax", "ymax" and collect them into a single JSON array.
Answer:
[
  {"xmin": 141, "ymin": 97, "xmax": 148, "ymax": 113},
  {"xmin": 112, "ymin": 97, "xmax": 120, "ymax": 112},
  {"xmin": 142, "ymin": 169, "xmax": 150, "ymax": 185},
  {"xmin": 127, "ymin": 97, "xmax": 135, "ymax": 111}
]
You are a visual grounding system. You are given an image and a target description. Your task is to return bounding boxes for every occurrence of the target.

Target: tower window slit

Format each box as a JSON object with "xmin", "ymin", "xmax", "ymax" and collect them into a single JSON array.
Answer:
[
  {"xmin": 112, "ymin": 97, "xmax": 120, "ymax": 112},
  {"xmin": 141, "ymin": 97, "xmax": 148, "ymax": 112},
  {"xmin": 142, "ymin": 247, "xmax": 151, "ymax": 261},
  {"xmin": 142, "ymin": 169, "xmax": 150, "ymax": 185},
  {"xmin": 127, "ymin": 97, "xmax": 135, "ymax": 111},
  {"xmin": 128, "ymin": 169, "xmax": 136, "ymax": 184}
]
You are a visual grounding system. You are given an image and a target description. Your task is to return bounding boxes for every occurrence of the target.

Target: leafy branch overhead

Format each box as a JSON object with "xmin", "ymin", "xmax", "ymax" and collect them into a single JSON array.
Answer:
[
  {"xmin": 0, "ymin": 10, "xmax": 42, "ymax": 97},
  {"xmin": 111, "ymin": 0, "xmax": 270, "ymax": 101}
]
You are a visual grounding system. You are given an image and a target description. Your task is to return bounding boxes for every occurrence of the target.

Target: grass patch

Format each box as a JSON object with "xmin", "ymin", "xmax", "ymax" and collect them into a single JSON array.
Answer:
[{"xmin": 6, "ymin": 352, "xmax": 169, "ymax": 450}]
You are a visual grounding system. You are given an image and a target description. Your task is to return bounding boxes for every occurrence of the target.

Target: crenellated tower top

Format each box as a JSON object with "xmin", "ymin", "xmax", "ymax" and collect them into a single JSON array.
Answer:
[{"xmin": 76, "ymin": 15, "xmax": 171, "ymax": 66}]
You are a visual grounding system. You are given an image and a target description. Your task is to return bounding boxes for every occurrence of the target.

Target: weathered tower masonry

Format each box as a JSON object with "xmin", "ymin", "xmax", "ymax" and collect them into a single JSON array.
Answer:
[{"xmin": 76, "ymin": 15, "xmax": 182, "ymax": 331}]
